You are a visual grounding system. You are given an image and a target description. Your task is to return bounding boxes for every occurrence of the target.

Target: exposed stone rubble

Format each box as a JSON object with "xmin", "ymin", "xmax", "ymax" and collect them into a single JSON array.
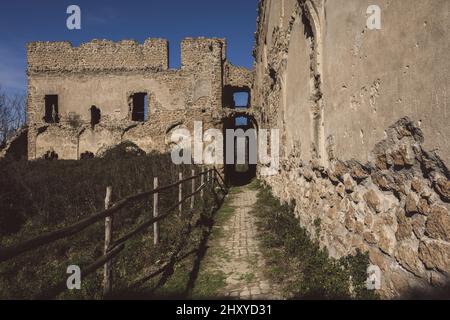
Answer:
[{"xmin": 263, "ymin": 118, "xmax": 450, "ymax": 298}]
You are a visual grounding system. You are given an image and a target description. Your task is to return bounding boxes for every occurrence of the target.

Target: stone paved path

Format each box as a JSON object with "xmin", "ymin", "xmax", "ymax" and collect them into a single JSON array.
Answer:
[{"xmin": 208, "ymin": 185, "xmax": 280, "ymax": 299}]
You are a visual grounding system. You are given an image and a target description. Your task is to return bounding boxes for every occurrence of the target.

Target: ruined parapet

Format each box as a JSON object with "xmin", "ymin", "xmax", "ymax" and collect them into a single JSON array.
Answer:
[
  {"xmin": 181, "ymin": 37, "xmax": 227, "ymax": 110},
  {"xmin": 181, "ymin": 37, "xmax": 225, "ymax": 70},
  {"xmin": 223, "ymin": 63, "xmax": 254, "ymax": 109},
  {"xmin": 27, "ymin": 39, "xmax": 169, "ymax": 74},
  {"xmin": 224, "ymin": 63, "xmax": 253, "ymax": 90}
]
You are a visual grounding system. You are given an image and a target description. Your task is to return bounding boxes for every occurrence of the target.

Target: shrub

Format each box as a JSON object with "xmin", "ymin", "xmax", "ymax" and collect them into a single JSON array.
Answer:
[
  {"xmin": 251, "ymin": 181, "xmax": 378, "ymax": 300},
  {"xmin": 0, "ymin": 149, "xmax": 216, "ymax": 299}
]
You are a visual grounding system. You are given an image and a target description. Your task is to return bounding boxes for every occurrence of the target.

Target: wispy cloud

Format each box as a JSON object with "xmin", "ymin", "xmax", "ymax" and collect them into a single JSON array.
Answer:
[{"xmin": 85, "ymin": 6, "xmax": 118, "ymax": 26}]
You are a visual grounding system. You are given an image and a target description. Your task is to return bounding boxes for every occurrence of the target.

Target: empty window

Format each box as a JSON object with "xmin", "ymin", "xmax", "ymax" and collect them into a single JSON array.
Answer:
[
  {"xmin": 90, "ymin": 106, "xmax": 101, "ymax": 127},
  {"xmin": 235, "ymin": 116, "xmax": 248, "ymax": 126},
  {"xmin": 44, "ymin": 95, "xmax": 59, "ymax": 123},
  {"xmin": 233, "ymin": 92, "xmax": 249, "ymax": 108},
  {"xmin": 131, "ymin": 93, "xmax": 148, "ymax": 122}
]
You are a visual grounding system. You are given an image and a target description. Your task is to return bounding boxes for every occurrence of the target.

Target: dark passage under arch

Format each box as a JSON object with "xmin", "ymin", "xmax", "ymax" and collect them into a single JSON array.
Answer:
[{"xmin": 223, "ymin": 113, "xmax": 258, "ymax": 186}]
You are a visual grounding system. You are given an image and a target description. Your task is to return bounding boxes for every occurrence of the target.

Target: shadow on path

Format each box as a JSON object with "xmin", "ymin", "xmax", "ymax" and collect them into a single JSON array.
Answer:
[{"xmin": 108, "ymin": 187, "xmax": 228, "ymax": 300}]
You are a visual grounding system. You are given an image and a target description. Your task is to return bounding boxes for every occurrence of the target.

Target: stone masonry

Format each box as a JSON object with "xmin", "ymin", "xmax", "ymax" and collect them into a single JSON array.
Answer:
[
  {"xmin": 26, "ymin": 38, "xmax": 252, "ymax": 160},
  {"xmin": 253, "ymin": 0, "xmax": 450, "ymax": 297}
]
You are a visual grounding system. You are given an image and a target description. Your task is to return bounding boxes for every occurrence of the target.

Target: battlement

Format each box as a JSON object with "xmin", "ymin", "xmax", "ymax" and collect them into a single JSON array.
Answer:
[
  {"xmin": 27, "ymin": 37, "xmax": 228, "ymax": 75},
  {"xmin": 181, "ymin": 37, "xmax": 226, "ymax": 70},
  {"xmin": 27, "ymin": 38, "xmax": 169, "ymax": 73}
]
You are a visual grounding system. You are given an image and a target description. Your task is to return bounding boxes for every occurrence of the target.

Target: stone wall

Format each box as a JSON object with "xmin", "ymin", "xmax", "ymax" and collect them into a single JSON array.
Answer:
[
  {"xmin": 253, "ymin": 0, "xmax": 450, "ymax": 297},
  {"xmin": 27, "ymin": 37, "xmax": 251, "ymax": 160},
  {"xmin": 223, "ymin": 63, "xmax": 254, "ymax": 109},
  {"xmin": 27, "ymin": 39, "xmax": 169, "ymax": 73}
]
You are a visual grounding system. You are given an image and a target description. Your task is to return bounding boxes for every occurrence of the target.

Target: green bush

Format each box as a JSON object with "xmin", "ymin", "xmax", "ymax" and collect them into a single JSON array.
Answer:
[{"xmin": 251, "ymin": 181, "xmax": 378, "ymax": 300}]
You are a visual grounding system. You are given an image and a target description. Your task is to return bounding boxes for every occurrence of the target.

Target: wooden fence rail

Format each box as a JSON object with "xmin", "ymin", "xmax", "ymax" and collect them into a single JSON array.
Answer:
[
  {"xmin": 36, "ymin": 244, "xmax": 126, "ymax": 300},
  {"xmin": 0, "ymin": 168, "xmax": 219, "ymax": 263},
  {"xmin": 110, "ymin": 182, "xmax": 208, "ymax": 250},
  {"xmin": 0, "ymin": 167, "xmax": 227, "ymax": 299}
]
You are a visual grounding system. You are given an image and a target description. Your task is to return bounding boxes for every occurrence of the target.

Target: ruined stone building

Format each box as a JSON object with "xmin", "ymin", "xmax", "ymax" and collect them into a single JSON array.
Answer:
[
  {"xmin": 253, "ymin": 0, "xmax": 449, "ymax": 297},
  {"xmin": 19, "ymin": 0, "xmax": 450, "ymax": 298},
  {"xmin": 26, "ymin": 38, "xmax": 252, "ymax": 160}
]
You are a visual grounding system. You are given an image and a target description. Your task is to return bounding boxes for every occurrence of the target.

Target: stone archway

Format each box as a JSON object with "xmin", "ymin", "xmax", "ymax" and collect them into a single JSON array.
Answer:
[
  {"xmin": 223, "ymin": 112, "xmax": 258, "ymax": 186},
  {"xmin": 302, "ymin": 0, "xmax": 326, "ymax": 165}
]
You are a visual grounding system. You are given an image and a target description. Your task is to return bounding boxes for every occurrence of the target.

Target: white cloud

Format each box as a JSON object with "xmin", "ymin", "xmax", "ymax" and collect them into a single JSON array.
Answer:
[{"xmin": 85, "ymin": 7, "xmax": 118, "ymax": 26}]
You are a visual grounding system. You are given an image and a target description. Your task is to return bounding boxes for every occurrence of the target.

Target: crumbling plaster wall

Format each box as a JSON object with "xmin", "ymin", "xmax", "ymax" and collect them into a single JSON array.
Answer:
[
  {"xmin": 27, "ymin": 37, "xmax": 237, "ymax": 159},
  {"xmin": 253, "ymin": 0, "xmax": 450, "ymax": 297},
  {"xmin": 322, "ymin": 0, "xmax": 450, "ymax": 164}
]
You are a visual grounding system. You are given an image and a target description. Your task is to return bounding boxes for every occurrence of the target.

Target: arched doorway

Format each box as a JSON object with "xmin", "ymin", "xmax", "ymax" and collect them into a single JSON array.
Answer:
[{"xmin": 223, "ymin": 112, "xmax": 258, "ymax": 186}]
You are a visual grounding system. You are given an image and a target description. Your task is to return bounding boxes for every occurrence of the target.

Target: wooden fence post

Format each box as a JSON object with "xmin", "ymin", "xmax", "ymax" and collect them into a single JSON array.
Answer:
[
  {"xmin": 179, "ymin": 172, "xmax": 183, "ymax": 215},
  {"xmin": 191, "ymin": 169, "xmax": 195, "ymax": 210},
  {"xmin": 200, "ymin": 170, "xmax": 205, "ymax": 200},
  {"xmin": 103, "ymin": 186, "xmax": 113, "ymax": 297},
  {"xmin": 153, "ymin": 177, "xmax": 159, "ymax": 246}
]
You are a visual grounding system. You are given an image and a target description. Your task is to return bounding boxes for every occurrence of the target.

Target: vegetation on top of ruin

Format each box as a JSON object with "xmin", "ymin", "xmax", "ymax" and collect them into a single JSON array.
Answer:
[{"xmin": 99, "ymin": 141, "xmax": 146, "ymax": 159}]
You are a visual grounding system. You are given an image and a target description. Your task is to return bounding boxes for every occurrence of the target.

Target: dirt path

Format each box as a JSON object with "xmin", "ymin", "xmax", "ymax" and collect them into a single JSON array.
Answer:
[{"xmin": 200, "ymin": 185, "xmax": 280, "ymax": 299}]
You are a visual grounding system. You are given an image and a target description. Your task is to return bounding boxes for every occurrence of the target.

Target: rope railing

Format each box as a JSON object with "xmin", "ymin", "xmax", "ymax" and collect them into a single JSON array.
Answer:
[{"xmin": 0, "ymin": 166, "xmax": 228, "ymax": 299}]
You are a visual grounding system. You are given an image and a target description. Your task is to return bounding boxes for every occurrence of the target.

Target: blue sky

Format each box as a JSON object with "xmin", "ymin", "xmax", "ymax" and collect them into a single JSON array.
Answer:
[{"xmin": 0, "ymin": 0, "xmax": 258, "ymax": 95}]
